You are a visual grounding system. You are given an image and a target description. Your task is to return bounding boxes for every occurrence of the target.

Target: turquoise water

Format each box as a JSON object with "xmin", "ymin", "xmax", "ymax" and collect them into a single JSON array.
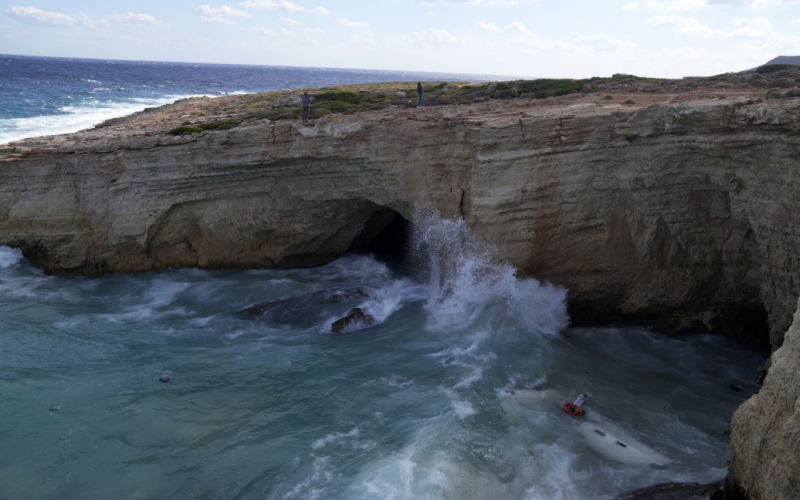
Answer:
[{"xmin": 0, "ymin": 213, "xmax": 764, "ymax": 499}]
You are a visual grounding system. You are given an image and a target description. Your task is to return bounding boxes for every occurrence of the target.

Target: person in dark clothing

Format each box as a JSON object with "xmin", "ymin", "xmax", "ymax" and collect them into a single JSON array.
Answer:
[
  {"xmin": 301, "ymin": 92, "xmax": 311, "ymax": 121},
  {"xmin": 417, "ymin": 82, "xmax": 424, "ymax": 108}
]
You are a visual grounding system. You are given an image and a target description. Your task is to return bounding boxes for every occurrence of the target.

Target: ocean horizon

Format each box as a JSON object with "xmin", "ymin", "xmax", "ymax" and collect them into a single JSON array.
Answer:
[{"xmin": 0, "ymin": 53, "xmax": 514, "ymax": 145}]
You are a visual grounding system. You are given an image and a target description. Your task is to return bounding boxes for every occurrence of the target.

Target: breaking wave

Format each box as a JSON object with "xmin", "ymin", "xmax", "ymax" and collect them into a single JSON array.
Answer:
[{"xmin": 411, "ymin": 205, "xmax": 568, "ymax": 335}]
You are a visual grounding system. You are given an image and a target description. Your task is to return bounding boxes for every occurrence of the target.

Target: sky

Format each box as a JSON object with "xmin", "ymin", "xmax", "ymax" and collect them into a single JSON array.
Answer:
[{"xmin": 1, "ymin": 0, "xmax": 799, "ymax": 78}]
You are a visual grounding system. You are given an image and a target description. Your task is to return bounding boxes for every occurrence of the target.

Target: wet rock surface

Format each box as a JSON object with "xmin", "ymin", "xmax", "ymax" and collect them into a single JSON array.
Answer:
[
  {"xmin": 330, "ymin": 308, "xmax": 375, "ymax": 334},
  {"xmin": 618, "ymin": 481, "xmax": 722, "ymax": 500},
  {"xmin": 237, "ymin": 287, "xmax": 371, "ymax": 328}
]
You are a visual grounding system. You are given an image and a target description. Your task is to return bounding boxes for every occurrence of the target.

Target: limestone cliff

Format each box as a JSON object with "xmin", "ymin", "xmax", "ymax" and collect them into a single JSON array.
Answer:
[
  {"xmin": 726, "ymin": 297, "xmax": 800, "ymax": 499},
  {"xmin": 1, "ymin": 90, "xmax": 799, "ymax": 499},
  {"xmin": 2, "ymin": 94, "xmax": 798, "ymax": 348}
]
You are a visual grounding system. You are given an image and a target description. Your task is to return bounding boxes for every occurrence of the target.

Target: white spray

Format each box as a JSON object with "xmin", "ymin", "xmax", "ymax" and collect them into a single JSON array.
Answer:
[{"xmin": 409, "ymin": 205, "xmax": 569, "ymax": 335}]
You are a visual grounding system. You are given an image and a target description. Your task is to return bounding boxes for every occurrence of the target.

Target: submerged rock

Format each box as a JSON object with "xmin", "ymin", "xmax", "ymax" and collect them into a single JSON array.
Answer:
[
  {"xmin": 238, "ymin": 288, "xmax": 371, "ymax": 328},
  {"xmin": 236, "ymin": 292, "xmax": 329, "ymax": 327},
  {"xmin": 331, "ymin": 308, "xmax": 375, "ymax": 334},
  {"xmin": 617, "ymin": 481, "xmax": 722, "ymax": 500}
]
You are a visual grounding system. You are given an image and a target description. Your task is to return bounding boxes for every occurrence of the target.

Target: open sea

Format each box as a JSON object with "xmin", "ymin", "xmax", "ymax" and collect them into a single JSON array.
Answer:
[{"xmin": 0, "ymin": 55, "xmax": 766, "ymax": 499}]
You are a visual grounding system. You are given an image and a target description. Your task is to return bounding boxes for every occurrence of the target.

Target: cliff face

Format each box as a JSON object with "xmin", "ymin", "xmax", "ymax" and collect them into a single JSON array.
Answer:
[
  {"xmin": 2, "ymin": 96, "xmax": 798, "ymax": 347},
  {"xmin": 1, "ymin": 94, "xmax": 799, "ymax": 498},
  {"xmin": 727, "ymin": 297, "xmax": 800, "ymax": 500}
]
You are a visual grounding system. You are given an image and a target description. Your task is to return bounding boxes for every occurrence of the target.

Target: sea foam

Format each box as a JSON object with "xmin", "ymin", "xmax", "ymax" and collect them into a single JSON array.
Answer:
[{"xmin": 0, "ymin": 247, "xmax": 23, "ymax": 269}]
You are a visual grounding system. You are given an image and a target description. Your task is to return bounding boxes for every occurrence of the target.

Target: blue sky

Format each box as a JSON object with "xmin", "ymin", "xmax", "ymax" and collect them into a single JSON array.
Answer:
[{"xmin": 1, "ymin": 1, "xmax": 799, "ymax": 77}]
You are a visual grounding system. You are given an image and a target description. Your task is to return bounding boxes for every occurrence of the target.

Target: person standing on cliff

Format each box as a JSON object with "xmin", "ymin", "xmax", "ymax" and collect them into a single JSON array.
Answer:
[
  {"xmin": 417, "ymin": 82, "xmax": 424, "ymax": 108},
  {"xmin": 301, "ymin": 92, "xmax": 311, "ymax": 121}
]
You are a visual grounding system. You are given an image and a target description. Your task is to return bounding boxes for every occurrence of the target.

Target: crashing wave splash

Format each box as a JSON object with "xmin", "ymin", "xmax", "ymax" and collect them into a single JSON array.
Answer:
[{"xmin": 410, "ymin": 205, "xmax": 568, "ymax": 335}]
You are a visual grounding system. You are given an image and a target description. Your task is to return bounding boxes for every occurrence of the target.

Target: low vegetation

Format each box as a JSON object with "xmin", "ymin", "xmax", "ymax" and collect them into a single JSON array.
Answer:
[
  {"xmin": 167, "ymin": 74, "xmax": 673, "ymax": 136},
  {"xmin": 756, "ymin": 64, "xmax": 797, "ymax": 75}
]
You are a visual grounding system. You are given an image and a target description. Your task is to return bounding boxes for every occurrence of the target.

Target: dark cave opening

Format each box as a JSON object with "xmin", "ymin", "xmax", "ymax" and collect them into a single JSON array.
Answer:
[{"xmin": 348, "ymin": 208, "xmax": 412, "ymax": 269}]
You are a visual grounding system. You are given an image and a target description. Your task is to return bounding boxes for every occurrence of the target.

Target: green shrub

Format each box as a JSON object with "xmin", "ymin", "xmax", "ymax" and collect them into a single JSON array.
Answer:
[
  {"xmin": 756, "ymin": 64, "xmax": 796, "ymax": 74},
  {"xmin": 198, "ymin": 119, "xmax": 240, "ymax": 131},
  {"xmin": 313, "ymin": 91, "xmax": 360, "ymax": 104},
  {"xmin": 169, "ymin": 126, "xmax": 203, "ymax": 136},
  {"xmin": 313, "ymin": 100, "xmax": 359, "ymax": 114}
]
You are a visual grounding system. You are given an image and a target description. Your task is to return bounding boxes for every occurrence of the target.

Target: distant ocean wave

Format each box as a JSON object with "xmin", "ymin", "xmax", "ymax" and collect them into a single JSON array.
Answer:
[{"xmin": 0, "ymin": 94, "xmax": 206, "ymax": 144}]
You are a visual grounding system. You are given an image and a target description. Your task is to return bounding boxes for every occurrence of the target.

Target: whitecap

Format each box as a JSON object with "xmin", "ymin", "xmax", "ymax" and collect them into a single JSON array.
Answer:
[
  {"xmin": 311, "ymin": 426, "xmax": 360, "ymax": 450},
  {"xmin": 0, "ymin": 93, "xmax": 222, "ymax": 145}
]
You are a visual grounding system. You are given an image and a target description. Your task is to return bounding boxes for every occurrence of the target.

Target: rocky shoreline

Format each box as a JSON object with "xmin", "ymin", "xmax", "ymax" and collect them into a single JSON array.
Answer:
[{"xmin": 1, "ymin": 70, "xmax": 799, "ymax": 498}]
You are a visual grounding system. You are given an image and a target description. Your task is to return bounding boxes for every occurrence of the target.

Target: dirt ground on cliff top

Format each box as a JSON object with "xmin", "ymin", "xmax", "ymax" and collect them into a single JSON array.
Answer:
[
  {"xmin": 87, "ymin": 87, "xmax": 783, "ymax": 136},
  {"xmin": 5, "ymin": 67, "xmax": 800, "ymax": 147}
]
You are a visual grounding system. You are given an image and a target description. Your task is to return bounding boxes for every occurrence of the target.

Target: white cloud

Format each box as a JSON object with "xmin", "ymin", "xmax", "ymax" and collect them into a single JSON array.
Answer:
[
  {"xmin": 793, "ymin": 17, "xmax": 800, "ymax": 24},
  {"xmin": 646, "ymin": 0, "xmax": 800, "ymax": 9},
  {"xmin": 251, "ymin": 26, "xmax": 274, "ymax": 35},
  {"xmin": 709, "ymin": 0, "xmax": 800, "ymax": 9},
  {"xmin": 305, "ymin": 26, "xmax": 325, "ymax": 33},
  {"xmin": 239, "ymin": 0, "xmax": 329, "ymax": 15},
  {"xmin": 195, "ymin": 5, "xmax": 251, "ymax": 24},
  {"xmin": 5, "ymin": 7, "xmax": 168, "ymax": 29},
  {"xmin": 572, "ymin": 33, "xmax": 637, "ymax": 50},
  {"xmin": 4, "ymin": 6, "xmax": 86, "ymax": 25},
  {"xmin": 338, "ymin": 18, "xmax": 370, "ymax": 28},
  {"xmin": 623, "ymin": 2, "xmax": 640, "ymax": 9},
  {"xmin": 422, "ymin": 0, "xmax": 539, "ymax": 5},
  {"xmin": 650, "ymin": 12, "xmax": 792, "ymax": 42},
  {"xmin": 506, "ymin": 21, "xmax": 533, "ymax": 36},
  {"xmin": 280, "ymin": 17, "xmax": 302, "ymax": 25},
  {"xmin": 501, "ymin": 22, "xmax": 572, "ymax": 49},
  {"xmin": 644, "ymin": 0, "xmax": 707, "ymax": 11},
  {"xmin": 731, "ymin": 16, "xmax": 774, "ymax": 36},
  {"xmin": 477, "ymin": 21, "xmax": 500, "ymax": 31},
  {"xmin": 648, "ymin": 14, "xmax": 732, "ymax": 36},
  {"xmin": 410, "ymin": 27, "xmax": 476, "ymax": 44},
  {"xmin": 107, "ymin": 12, "xmax": 168, "ymax": 27}
]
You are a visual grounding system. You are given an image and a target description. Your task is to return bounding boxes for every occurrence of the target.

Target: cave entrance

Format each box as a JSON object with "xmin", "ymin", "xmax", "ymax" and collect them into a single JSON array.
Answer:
[{"xmin": 348, "ymin": 207, "xmax": 412, "ymax": 269}]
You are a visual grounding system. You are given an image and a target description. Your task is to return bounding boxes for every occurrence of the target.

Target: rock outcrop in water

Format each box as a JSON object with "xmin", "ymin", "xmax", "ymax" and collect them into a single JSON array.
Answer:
[
  {"xmin": 331, "ymin": 307, "xmax": 376, "ymax": 334},
  {"xmin": 1, "ymin": 85, "xmax": 799, "ymax": 499}
]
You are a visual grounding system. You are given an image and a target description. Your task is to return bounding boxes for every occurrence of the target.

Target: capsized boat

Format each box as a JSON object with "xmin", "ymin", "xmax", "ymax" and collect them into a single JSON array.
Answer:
[{"xmin": 577, "ymin": 422, "xmax": 671, "ymax": 466}]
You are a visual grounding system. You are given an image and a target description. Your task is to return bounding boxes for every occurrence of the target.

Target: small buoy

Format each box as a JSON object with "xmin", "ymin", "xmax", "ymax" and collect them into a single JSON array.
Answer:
[
  {"xmin": 159, "ymin": 375, "xmax": 171, "ymax": 383},
  {"xmin": 563, "ymin": 402, "xmax": 582, "ymax": 416},
  {"xmin": 562, "ymin": 393, "xmax": 588, "ymax": 417}
]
